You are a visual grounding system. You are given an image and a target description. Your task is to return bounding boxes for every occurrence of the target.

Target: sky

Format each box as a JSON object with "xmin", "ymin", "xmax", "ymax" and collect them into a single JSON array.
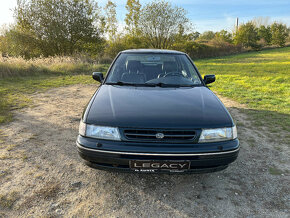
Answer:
[{"xmin": 0, "ymin": 0, "xmax": 290, "ymax": 33}]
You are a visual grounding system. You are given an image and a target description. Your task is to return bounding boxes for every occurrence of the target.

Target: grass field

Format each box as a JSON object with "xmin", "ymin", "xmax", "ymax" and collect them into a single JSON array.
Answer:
[
  {"xmin": 195, "ymin": 47, "xmax": 290, "ymax": 131},
  {"xmin": 195, "ymin": 47, "xmax": 290, "ymax": 114},
  {"xmin": 0, "ymin": 47, "xmax": 289, "ymax": 132}
]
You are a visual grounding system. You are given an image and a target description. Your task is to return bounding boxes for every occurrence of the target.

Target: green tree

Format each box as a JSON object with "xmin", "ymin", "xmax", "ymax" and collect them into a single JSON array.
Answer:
[
  {"xmin": 125, "ymin": 0, "xmax": 142, "ymax": 36},
  {"xmin": 215, "ymin": 30, "xmax": 232, "ymax": 43},
  {"xmin": 257, "ymin": 25, "xmax": 272, "ymax": 45},
  {"xmin": 271, "ymin": 22, "xmax": 288, "ymax": 47},
  {"xmin": 14, "ymin": 0, "xmax": 102, "ymax": 57},
  {"xmin": 287, "ymin": 27, "xmax": 290, "ymax": 43},
  {"xmin": 0, "ymin": 25, "xmax": 42, "ymax": 58},
  {"xmin": 198, "ymin": 31, "xmax": 215, "ymax": 41},
  {"xmin": 189, "ymin": 32, "xmax": 200, "ymax": 41},
  {"xmin": 105, "ymin": 34, "xmax": 147, "ymax": 58},
  {"xmin": 104, "ymin": 0, "xmax": 118, "ymax": 42},
  {"xmin": 234, "ymin": 22, "xmax": 260, "ymax": 49},
  {"xmin": 174, "ymin": 30, "xmax": 200, "ymax": 44},
  {"xmin": 138, "ymin": 0, "xmax": 191, "ymax": 49}
]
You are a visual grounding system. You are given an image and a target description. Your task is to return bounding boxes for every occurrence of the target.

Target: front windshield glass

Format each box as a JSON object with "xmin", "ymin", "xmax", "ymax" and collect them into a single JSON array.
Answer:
[{"xmin": 105, "ymin": 53, "xmax": 202, "ymax": 86}]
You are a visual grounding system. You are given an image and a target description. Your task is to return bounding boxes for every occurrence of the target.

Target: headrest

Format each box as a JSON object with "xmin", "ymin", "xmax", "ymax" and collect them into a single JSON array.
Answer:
[
  {"xmin": 162, "ymin": 61, "xmax": 178, "ymax": 73},
  {"xmin": 126, "ymin": 60, "xmax": 141, "ymax": 73}
]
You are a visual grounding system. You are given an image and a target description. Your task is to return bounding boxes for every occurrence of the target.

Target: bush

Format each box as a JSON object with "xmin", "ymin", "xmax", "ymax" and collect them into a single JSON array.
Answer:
[
  {"xmin": 258, "ymin": 25, "xmax": 272, "ymax": 45},
  {"xmin": 103, "ymin": 34, "xmax": 148, "ymax": 58},
  {"xmin": 214, "ymin": 30, "xmax": 233, "ymax": 43},
  {"xmin": 171, "ymin": 40, "xmax": 242, "ymax": 59},
  {"xmin": 234, "ymin": 22, "xmax": 260, "ymax": 49},
  {"xmin": 104, "ymin": 41, "xmax": 127, "ymax": 58},
  {"xmin": 198, "ymin": 31, "xmax": 215, "ymax": 41},
  {"xmin": 97, "ymin": 56, "xmax": 113, "ymax": 64},
  {"xmin": 271, "ymin": 22, "xmax": 288, "ymax": 47}
]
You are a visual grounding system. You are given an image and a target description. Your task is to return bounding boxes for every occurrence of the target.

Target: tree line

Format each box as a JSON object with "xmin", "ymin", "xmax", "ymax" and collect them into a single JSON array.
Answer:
[{"xmin": 0, "ymin": 0, "xmax": 289, "ymax": 61}]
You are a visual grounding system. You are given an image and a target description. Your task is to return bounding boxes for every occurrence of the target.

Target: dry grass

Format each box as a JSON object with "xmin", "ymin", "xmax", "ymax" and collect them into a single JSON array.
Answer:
[
  {"xmin": 23, "ymin": 182, "xmax": 61, "ymax": 208},
  {"xmin": 36, "ymin": 182, "xmax": 61, "ymax": 199},
  {"xmin": 0, "ymin": 55, "xmax": 106, "ymax": 78},
  {"xmin": 0, "ymin": 150, "xmax": 28, "ymax": 160},
  {"xmin": 0, "ymin": 55, "xmax": 94, "ymax": 65},
  {"xmin": 0, "ymin": 191, "xmax": 20, "ymax": 209},
  {"xmin": 5, "ymin": 144, "xmax": 18, "ymax": 151},
  {"xmin": 0, "ymin": 170, "xmax": 9, "ymax": 178}
]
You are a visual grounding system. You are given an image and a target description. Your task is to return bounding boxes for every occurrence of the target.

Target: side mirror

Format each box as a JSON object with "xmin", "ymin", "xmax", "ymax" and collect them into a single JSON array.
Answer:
[
  {"xmin": 92, "ymin": 72, "xmax": 104, "ymax": 83},
  {"xmin": 204, "ymin": 74, "xmax": 215, "ymax": 85}
]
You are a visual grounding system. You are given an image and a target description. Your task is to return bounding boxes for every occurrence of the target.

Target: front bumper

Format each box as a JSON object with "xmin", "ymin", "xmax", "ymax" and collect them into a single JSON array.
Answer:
[{"xmin": 76, "ymin": 135, "xmax": 239, "ymax": 173}]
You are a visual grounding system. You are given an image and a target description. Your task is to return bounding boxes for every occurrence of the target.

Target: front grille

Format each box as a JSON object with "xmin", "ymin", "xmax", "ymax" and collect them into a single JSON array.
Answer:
[{"xmin": 123, "ymin": 129, "xmax": 196, "ymax": 142}]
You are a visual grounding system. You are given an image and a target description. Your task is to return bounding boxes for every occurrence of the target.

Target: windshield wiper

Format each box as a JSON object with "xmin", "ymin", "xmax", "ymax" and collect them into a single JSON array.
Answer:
[
  {"xmin": 107, "ymin": 81, "xmax": 160, "ymax": 87},
  {"xmin": 106, "ymin": 81, "xmax": 140, "ymax": 86},
  {"xmin": 145, "ymin": 82, "xmax": 194, "ymax": 88},
  {"xmin": 106, "ymin": 81, "xmax": 195, "ymax": 87},
  {"xmin": 178, "ymin": 84, "xmax": 196, "ymax": 87},
  {"xmin": 145, "ymin": 82, "xmax": 178, "ymax": 87}
]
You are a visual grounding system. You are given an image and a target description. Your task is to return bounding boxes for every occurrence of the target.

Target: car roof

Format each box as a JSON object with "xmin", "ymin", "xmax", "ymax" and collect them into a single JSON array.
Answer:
[{"xmin": 121, "ymin": 49, "xmax": 185, "ymax": 55}]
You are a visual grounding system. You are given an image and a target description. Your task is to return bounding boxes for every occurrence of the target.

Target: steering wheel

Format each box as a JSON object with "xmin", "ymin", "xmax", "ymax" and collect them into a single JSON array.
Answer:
[{"xmin": 163, "ymin": 72, "xmax": 184, "ymax": 77}]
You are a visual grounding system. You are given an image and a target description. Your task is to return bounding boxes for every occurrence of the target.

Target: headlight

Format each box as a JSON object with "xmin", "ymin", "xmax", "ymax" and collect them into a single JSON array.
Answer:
[
  {"xmin": 199, "ymin": 126, "xmax": 237, "ymax": 143},
  {"xmin": 78, "ymin": 121, "xmax": 121, "ymax": 141}
]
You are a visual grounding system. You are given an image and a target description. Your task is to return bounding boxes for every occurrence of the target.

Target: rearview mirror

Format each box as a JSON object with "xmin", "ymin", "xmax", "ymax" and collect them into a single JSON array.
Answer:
[
  {"xmin": 204, "ymin": 74, "xmax": 215, "ymax": 85},
  {"xmin": 92, "ymin": 72, "xmax": 104, "ymax": 83}
]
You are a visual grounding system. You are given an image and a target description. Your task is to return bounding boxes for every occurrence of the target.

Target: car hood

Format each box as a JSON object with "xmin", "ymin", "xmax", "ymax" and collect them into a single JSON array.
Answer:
[{"xmin": 85, "ymin": 85, "xmax": 233, "ymax": 129}]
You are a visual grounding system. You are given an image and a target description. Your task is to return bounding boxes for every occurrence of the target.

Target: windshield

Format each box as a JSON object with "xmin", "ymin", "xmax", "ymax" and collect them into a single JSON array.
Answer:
[{"xmin": 105, "ymin": 53, "xmax": 202, "ymax": 86}]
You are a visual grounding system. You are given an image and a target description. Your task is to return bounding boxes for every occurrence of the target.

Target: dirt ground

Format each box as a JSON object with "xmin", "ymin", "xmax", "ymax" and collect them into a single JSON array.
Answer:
[{"xmin": 0, "ymin": 84, "xmax": 289, "ymax": 217}]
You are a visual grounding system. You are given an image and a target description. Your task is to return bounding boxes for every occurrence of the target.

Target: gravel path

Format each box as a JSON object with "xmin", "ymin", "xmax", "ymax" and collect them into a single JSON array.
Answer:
[{"xmin": 0, "ymin": 84, "xmax": 289, "ymax": 217}]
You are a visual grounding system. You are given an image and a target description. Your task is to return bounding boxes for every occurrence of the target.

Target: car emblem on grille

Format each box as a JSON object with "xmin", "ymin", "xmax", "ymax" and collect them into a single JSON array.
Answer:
[{"xmin": 156, "ymin": 133, "xmax": 164, "ymax": 139}]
